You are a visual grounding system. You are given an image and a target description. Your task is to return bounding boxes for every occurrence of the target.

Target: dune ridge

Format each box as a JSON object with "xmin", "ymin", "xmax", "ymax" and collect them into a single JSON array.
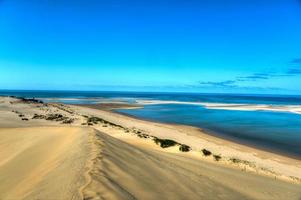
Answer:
[{"xmin": 82, "ymin": 129, "xmax": 301, "ymax": 200}]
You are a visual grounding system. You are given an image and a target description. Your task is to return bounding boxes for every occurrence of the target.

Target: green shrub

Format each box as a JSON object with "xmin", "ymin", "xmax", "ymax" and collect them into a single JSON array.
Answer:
[
  {"xmin": 87, "ymin": 116, "xmax": 103, "ymax": 124},
  {"xmin": 62, "ymin": 119, "xmax": 74, "ymax": 124},
  {"xmin": 213, "ymin": 154, "xmax": 222, "ymax": 161},
  {"xmin": 229, "ymin": 158, "xmax": 241, "ymax": 164},
  {"xmin": 229, "ymin": 158, "xmax": 254, "ymax": 167},
  {"xmin": 179, "ymin": 144, "xmax": 191, "ymax": 152},
  {"xmin": 202, "ymin": 149, "xmax": 212, "ymax": 156},
  {"xmin": 32, "ymin": 114, "xmax": 46, "ymax": 119},
  {"xmin": 153, "ymin": 138, "xmax": 178, "ymax": 148},
  {"xmin": 46, "ymin": 114, "xmax": 65, "ymax": 121},
  {"xmin": 137, "ymin": 133, "xmax": 149, "ymax": 138}
]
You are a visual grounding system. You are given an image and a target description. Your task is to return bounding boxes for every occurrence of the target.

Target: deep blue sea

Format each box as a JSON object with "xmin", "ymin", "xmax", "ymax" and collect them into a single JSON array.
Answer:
[{"xmin": 1, "ymin": 90, "xmax": 301, "ymax": 158}]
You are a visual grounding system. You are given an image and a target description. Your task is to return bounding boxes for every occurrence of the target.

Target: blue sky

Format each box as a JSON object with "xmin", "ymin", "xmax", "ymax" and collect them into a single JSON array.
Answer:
[{"xmin": 0, "ymin": 0, "xmax": 301, "ymax": 94}]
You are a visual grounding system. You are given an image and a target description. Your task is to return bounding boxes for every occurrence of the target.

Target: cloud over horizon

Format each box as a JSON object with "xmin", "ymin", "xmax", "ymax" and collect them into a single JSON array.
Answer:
[{"xmin": 198, "ymin": 58, "xmax": 301, "ymax": 92}]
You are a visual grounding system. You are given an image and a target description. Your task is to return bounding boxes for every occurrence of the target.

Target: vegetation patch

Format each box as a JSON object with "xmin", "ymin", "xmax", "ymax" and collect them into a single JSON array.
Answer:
[
  {"xmin": 153, "ymin": 138, "xmax": 179, "ymax": 148},
  {"xmin": 46, "ymin": 114, "xmax": 67, "ymax": 121},
  {"xmin": 202, "ymin": 149, "xmax": 212, "ymax": 156},
  {"xmin": 213, "ymin": 154, "xmax": 222, "ymax": 161},
  {"xmin": 86, "ymin": 116, "xmax": 123, "ymax": 129},
  {"xmin": 179, "ymin": 144, "xmax": 191, "ymax": 152},
  {"xmin": 62, "ymin": 119, "xmax": 74, "ymax": 124},
  {"xmin": 52, "ymin": 104, "xmax": 74, "ymax": 114},
  {"xmin": 32, "ymin": 114, "xmax": 46, "ymax": 119},
  {"xmin": 32, "ymin": 113, "xmax": 74, "ymax": 124},
  {"xmin": 229, "ymin": 158, "xmax": 241, "ymax": 164},
  {"xmin": 87, "ymin": 116, "xmax": 103, "ymax": 124},
  {"xmin": 229, "ymin": 158, "xmax": 255, "ymax": 167},
  {"xmin": 136, "ymin": 133, "xmax": 149, "ymax": 139}
]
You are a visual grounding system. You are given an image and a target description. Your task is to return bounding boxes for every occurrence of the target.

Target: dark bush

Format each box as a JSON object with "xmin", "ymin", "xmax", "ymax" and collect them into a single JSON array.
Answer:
[
  {"xmin": 213, "ymin": 154, "xmax": 222, "ymax": 161},
  {"xmin": 62, "ymin": 119, "xmax": 74, "ymax": 124},
  {"xmin": 32, "ymin": 114, "xmax": 46, "ymax": 119},
  {"xmin": 153, "ymin": 138, "xmax": 178, "ymax": 148},
  {"xmin": 137, "ymin": 133, "xmax": 149, "ymax": 139},
  {"xmin": 22, "ymin": 118, "xmax": 29, "ymax": 121},
  {"xmin": 87, "ymin": 116, "xmax": 103, "ymax": 124},
  {"xmin": 229, "ymin": 158, "xmax": 241, "ymax": 164},
  {"xmin": 229, "ymin": 158, "xmax": 253, "ymax": 166},
  {"xmin": 46, "ymin": 114, "xmax": 64, "ymax": 121},
  {"xmin": 202, "ymin": 149, "xmax": 212, "ymax": 156},
  {"xmin": 179, "ymin": 144, "xmax": 191, "ymax": 152}
]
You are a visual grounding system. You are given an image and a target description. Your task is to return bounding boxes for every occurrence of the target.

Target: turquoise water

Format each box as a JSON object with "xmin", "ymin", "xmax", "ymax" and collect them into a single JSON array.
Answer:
[
  {"xmin": 1, "ymin": 90, "xmax": 301, "ymax": 158},
  {"xmin": 117, "ymin": 104, "xmax": 301, "ymax": 158},
  {"xmin": 1, "ymin": 90, "xmax": 301, "ymax": 105}
]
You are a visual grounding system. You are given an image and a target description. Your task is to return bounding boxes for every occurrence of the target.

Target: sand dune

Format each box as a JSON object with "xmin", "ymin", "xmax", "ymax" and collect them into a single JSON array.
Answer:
[
  {"xmin": 0, "ymin": 126, "xmax": 300, "ymax": 200},
  {"xmin": 0, "ymin": 127, "xmax": 91, "ymax": 200},
  {"xmin": 73, "ymin": 105, "xmax": 301, "ymax": 181},
  {"xmin": 83, "ymin": 129, "xmax": 301, "ymax": 200}
]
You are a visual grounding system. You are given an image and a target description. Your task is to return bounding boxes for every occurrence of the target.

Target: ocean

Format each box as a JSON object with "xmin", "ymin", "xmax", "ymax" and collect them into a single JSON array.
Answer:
[{"xmin": 1, "ymin": 90, "xmax": 301, "ymax": 158}]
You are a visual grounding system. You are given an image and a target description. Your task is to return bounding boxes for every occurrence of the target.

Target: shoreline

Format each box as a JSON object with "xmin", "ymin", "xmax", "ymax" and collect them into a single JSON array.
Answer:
[
  {"xmin": 1, "ymin": 96, "xmax": 301, "ymax": 199},
  {"xmin": 115, "ymin": 110, "xmax": 301, "ymax": 160},
  {"xmin": 110, "ymin": 108, "xmax": 301, "ymax": 164},
  {"xmin": 83, "ymin": 103, "xmax": 301, "ymax": 161},
  {"xmin": 72, "ymin": 104, "xmax": 301, "ymax": 182}
]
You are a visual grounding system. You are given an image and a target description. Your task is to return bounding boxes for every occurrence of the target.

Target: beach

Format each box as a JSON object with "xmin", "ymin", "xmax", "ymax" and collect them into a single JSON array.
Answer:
[{"xmin": 0, "ymin": 96, "xmax": 300, "ymax": 200}]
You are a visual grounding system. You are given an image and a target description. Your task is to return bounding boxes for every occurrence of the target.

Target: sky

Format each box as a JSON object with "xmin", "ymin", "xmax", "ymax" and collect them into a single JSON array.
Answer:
[{"xmin": 0, "ymin": 0, "xmax": 301, "ymax": 94}]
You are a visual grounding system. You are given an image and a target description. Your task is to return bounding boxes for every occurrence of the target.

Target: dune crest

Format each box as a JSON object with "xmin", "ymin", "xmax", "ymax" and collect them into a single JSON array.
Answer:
[{"xmin": 82, "ymin": 129, "xmax": 301, "ymax": 200}]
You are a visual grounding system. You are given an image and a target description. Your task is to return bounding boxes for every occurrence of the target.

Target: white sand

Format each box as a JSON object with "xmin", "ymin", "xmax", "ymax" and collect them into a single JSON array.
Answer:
[{"xmin": 135, "ymin": 99, "xmax": 301, "ymax": 114}]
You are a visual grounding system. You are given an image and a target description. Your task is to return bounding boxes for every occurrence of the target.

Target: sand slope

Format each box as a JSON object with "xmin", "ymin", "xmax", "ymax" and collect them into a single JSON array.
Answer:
[
  {"xmin": 73, "ymin": 105, "xmax": 301, "ymax": 181},
  {"xmin": 0, "ymin": 127, "xmax": 91, "ymax": 200},
  {"xmin": 83, "ymin": 130, "xmax": 301, "ymax": 200}
]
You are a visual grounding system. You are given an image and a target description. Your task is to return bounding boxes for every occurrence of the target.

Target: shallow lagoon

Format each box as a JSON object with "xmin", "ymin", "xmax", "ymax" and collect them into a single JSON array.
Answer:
[{"xmin": 118, "ymin": 104, "xmax": 301, "ymax": 158}]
